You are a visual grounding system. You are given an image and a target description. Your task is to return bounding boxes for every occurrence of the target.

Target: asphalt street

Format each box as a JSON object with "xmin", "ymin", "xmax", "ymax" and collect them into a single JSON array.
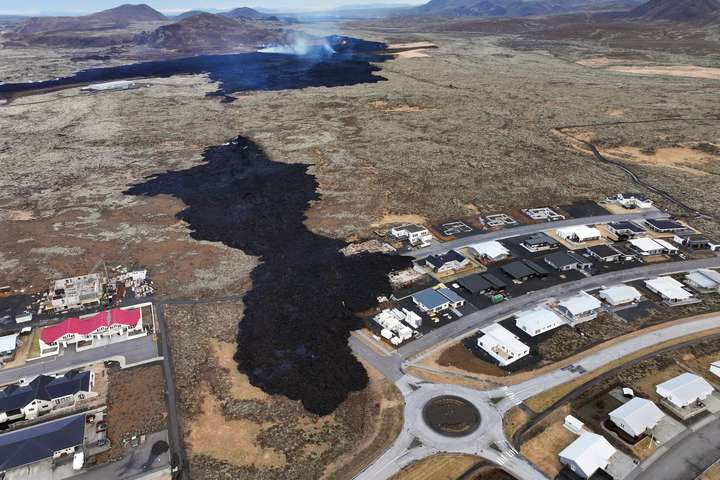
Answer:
[
  {"xmin": 0, "ymin": 335, "xmax": 159, "ymax": 386},
  {"xmin": 409, "ymin": 210, "xmax": 667, "ymax": 259}
]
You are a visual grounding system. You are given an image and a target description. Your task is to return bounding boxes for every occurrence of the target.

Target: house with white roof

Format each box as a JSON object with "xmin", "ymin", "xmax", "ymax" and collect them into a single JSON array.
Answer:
[
  {"xmin": 628, "ymin": 237, "xmax": 670, "ymax": 256},
  {"xmin": 609, "ymin": 397, "xmax": 664, "ymax": 438},
  {"xmin": 515, "ymin": 307, "xmax": 565, "ymax": 336},
  {"xmin": 467, "ymin": 241, "xmax": 510, "ymax": 262},
  {"xmin": 558, "ymin": 432, "xmax": 616, "ymax": 479},
  {"xmin": 477, "ymin": 324, "xmax": 530, "ymax": 366},
  {"xmin": 390, "ymin": 224, "xmax": 432, "ymax": 246},
  {"xmin": 685, "ymin": 269, "xmax": 720, "ymax": 292},
  {"xmin": 710, "ymin": 361, "xmax": 720, "ymax": 379},
  {"xmin": 557, "ymin": 291, "xmax": 603, "ymax": 325},
  {"xmin": 598, "ymin": 285, "xmax": 642, "ymax": 306},
  {"xmin": 0, "ymin": 333, "xmax": 19, "ymax": 360},
  {"xmin": 606, "ymin": 193, "xmax": 654, "ymax": 210},
  {"xmin": 644, "ymin": 277, "xmax": 695, "ymax": 305},
  {"xmin": 656, "ymin": 373, "xmax": 714, "ymax": 409},
  {"xmin": 556, "ymin": 225, "xmax": 602, "ymax": 243}
]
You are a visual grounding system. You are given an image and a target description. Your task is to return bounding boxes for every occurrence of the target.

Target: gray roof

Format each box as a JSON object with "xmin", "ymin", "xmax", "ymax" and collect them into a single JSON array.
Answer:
[
  {"xmin": 0, "ymin": 413, "xmax": 85, "ymax": 471},
  {"xmin": 502, "ymin": 260, "xmax": 548, "ymax": 280},
  {"xmin": 608, "ymin": 221, "xmax": 645, "ymax": 233},
  {"xmin": 0, "ymin": 371, "xmax": 91, "ymax": 414},
  {"xmin": 544, "ymin": 251, "xmax": 591, "ymax": 269},
  {"xmin": 522, "ymin": 233, "xmax": 559, "ymax": 247},
  {"xmin": 426, "ymin": 250, "xmax": 466, "ymax": 269},
  {"xmin": 413, "ymin": 288, "xmax": 450, "ymax": 310},
  {"xmin": 587, "ymin": 244, "xmax": 622, "ymax": 259}
]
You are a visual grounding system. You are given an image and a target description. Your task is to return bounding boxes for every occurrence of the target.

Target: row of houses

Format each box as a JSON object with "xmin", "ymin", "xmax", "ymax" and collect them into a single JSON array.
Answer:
[{"xmin": 560, "ymin": 371, "xmax": 716, "ymax": 479}]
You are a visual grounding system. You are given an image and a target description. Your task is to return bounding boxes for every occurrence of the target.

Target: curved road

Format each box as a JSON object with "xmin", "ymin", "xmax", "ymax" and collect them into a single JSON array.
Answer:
[{"xmin": 352, "ymin": 257, "xmax": 720, "ymax": 480}]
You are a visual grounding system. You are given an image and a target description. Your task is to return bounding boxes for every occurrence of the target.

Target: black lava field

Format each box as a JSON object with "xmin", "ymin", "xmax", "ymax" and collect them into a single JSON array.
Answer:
[
  {"xmin": 0, "ymin": 37, "xmax": 389, "ymax": 101},
  {"xmin": 126, "ymin": 137, "xmax": 411, "ymax": 415}
]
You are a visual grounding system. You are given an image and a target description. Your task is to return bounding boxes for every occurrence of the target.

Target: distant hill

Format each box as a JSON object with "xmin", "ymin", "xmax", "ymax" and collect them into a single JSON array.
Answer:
[
  {"xmin": 413, "ymin": 0, "xmax": 643, "ymax": 16},
  {"xmin": 174, "ymin": 10, "xmax": 207, "ymax": 20},
  {"xmin": 136, "ymin": 12, "xmax": 281, "ymax": 52},
  {"xmin": 13, "ymin": 3, "xmax": 166, "ymax": 35},
  {"xmin": 88, "ymin": 4, "xmax": 167, "ymax": 22},
  {"xmin": 629, "ymin": 0, "xmax": 720, "ymax": 21},
  {"xmin": 221, "ymin": 7, "xmax": 279, "ymax": 21}
]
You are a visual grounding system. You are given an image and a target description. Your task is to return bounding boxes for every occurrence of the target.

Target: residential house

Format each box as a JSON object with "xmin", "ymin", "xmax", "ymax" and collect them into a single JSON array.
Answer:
[
  {"xmin": 425, "ymin": 250, "xmax": 470, "ymax": 274},
  {"xmin": 598, "ymin": 285, "xmax": 642, "ymax": 306},
  {"xmin": 467, "ymin": 241, "xmax": 510, "ymax": 262},
  {"xmin": 390, "ymin": 224, "xmax": 433, "ymax": 246},
  {"xmin": 656, "ymin": 373, "xmax": 714, "ymax": 409},
  {"xmin": 412, "ymin": 286, "xmax": 465, "ymax": 314},
  {"xmin": 477, "ymin": 324, "xmax": 530, "ymax": 366},
  {"xmin": 673, "ymin": 233, "xmax": 711, "ymax": 250},
  {"xmin": 606, "ymin": 221, "xmax": 647, "ymax": 240},
  {"xmin": 558, "ymin": 432, "xmax": 617, "ymax": 479},
  {"xmin": 585, "ymin": 244, "xmax": 624, "ymax": 263},
  {"xmin": 645, "ymin": 218, "xmax": 689, "ymax": 233},
  {"xmin": 515, "ymin": 307, "xmax": 565, "ymax": 336},
  {"xmin": 39, "ymin": 307, "xmax": 146, "ymax": 357},
  {"xmin": 0, "ymin": 333, "xmax": 18, "ymax": 360},
  {"xmin": 628, "ymin": 237, "xmax": 669, "ymax": 256},
  {"xmin": 501, "ymin": 260, "xmax": 548, "ymax": 282},
  {"xmin": 0, "ymin": 413, "xmax": 86, "ymax": 475},
  {"xmin": 606, "ymin": 193, "xmax": 654, "ymax": 209},
  {"xmin": 557, "ymin": 291, "xmax": 603, "ymax": 325},
  {"xmin": 608, "ymin": 397, "xmax": 664, "ymax": 438},
  {"xmin": 0, "ymin": 371, "xmax": 94, "ymax": 424},
  {"xmin": 543, "ymin": 251, "xmax": 592, "ymax": 271},
  {"xmin": 45, "ymin": 273, "xmax": 104, "ymax": 312},
  {"xmin": 456, "ymin": 273, "xmax": 506, "ymax": 295},
  {"xmin": 685, "ymin": 269, "xmax": 720, "ymax": 292},
  {"xmin": 644, "ymin": 277, "xmax": 694, "ymax": 305},
  {"xmin": 556, "ymin": 225, "xmax": 602, "ymax": 243},
  {"xmin": 519, "ymin": 233, "xmax": 560, "ymax": 253}
]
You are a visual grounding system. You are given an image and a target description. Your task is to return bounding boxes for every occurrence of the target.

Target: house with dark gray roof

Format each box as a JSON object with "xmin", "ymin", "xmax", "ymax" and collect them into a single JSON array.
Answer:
[
  {"xmin": 606, "ymin": 221, "xmax": 646, "ymax": 240},
  {"xmin": 585, "ymin": 244, "xmax": 624, "ymax": 263},
  {"xmin": 424, "ymin": 250, "xmax": 470, "ymax": 274},
  {"xmin": 519, "ymin": 233, "xmax": 560, "ymax": 253},
  {"xmin": 544, "ymin": 251, "xmax": 593, "ymax": 271},
  {"xmin": 501, "ymin": 260, "xmax": 548, "ymax": 281},
  {"xmin": 0, "ymin": 413, "xmax": 86, "ymax": 473},
  {"xmin": 0, "ymin": 371, "xmax": 94, "ymax": 425}
]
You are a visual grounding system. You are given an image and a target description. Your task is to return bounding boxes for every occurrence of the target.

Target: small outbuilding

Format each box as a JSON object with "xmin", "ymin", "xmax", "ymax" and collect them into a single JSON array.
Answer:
[
  {"xmin": 558, "ymin": 432, "xmax": 616, "ymax": 480},
  {"xmin": 608, "ymin": 397, "xmax": 664, "ymax": 438},
  {"xmin": 656, "ymin": 373, "xmax": 714, "ymax": 409}
]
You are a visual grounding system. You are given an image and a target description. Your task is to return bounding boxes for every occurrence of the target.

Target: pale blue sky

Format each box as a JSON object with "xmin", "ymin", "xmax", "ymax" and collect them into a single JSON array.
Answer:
[{"xmin": 1, "ymin": 0, "xmax": 421, "ymax": 15}]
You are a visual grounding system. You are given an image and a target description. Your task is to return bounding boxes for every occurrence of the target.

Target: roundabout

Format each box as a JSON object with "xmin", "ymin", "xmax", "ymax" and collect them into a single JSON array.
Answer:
[{"xmin": 422, "ymin": 395, "xmax": 481, "ymax": 437}]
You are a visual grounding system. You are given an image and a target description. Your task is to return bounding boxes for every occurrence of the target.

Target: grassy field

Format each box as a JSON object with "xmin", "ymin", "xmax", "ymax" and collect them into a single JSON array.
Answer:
[{"xmin": 391, "ymin": 454, "xmax": 479, "ymax": 480}]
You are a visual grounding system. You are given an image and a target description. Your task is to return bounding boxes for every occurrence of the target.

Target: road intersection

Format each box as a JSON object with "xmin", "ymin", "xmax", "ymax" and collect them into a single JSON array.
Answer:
[{"xmin": 351, "ymin": 214, "xmax": 720, "ymax": 480}]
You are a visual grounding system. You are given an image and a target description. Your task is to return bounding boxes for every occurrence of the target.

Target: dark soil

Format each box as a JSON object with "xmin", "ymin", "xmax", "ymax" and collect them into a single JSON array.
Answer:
[
  {"xmin": 126, "ymin": 137, "xmax": 411, "ymax": 416},
  {"xmin": 0, "ymin": 36, "xmax": 390, "ymax": 102}
]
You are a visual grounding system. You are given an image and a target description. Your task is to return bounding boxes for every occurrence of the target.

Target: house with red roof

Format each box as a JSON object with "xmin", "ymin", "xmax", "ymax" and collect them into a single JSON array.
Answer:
[{"xmin": 39, "ymin": 307, "xmax": 146, "ymax": 357}]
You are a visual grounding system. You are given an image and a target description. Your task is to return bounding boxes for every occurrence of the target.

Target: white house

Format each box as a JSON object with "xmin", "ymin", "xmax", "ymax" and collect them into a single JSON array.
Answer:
[
  {"xmin": 467, "ymin": 241, "xmax": 510, "ymax": 262},
  {"xmin": 0, "ymin": 333, "xmax": 19, "ymax": 360},
  {"xmin": 39, "ymin": 307, "xmax": 146, "ymax": 357},
  {"xmin": 0, "ymin": 371, "xmax": 95, "ymax": 424},
  {"xmin": 477, "ymin": 324, "xmax": 530, "ymax": 366},
  {"xmin": 390, "ymin": 224, "xmax": 432, "ymax": 246},
  {"xmin": 656, "ymin": 373, "xmax": 714, "ymax": 409},
  {"xmin": 685, "ymin": 269, "xmax": 720, "ymax": 292},
  {"xmin": 558, "ymin": 432, "xmax": 616, "ymax": 479},
  {"xmin": 598, "ymin": 285, "xmax": 643, "ymax": 306},
  {"xmin": 425, "ymin": 250, "xmax": 470, "ymax": 274},
  {"xmin": 644, "ymin": 277, "xmax": 694, "ymax": 305},
  {"xmin": 515, "ymin": 307, "xmax": 565, "ymax": 336},
  {"xmin": 628, "ymin": 237, "xmax": 667, "ymax": 256},
  {"xmin": 710, "ymin": 361, "xmax": 720, "ymax": 379},
  {"xmin": 608, "ymin": 397, "xmax": 664, "ymax": 438},
  {"xmin": 556, "ymin": 225, "xmax": 602, "ymax": 243},
  {"xmin": 557, "ymin": 292, "xmax": 603, "ymax": 325},
  {"xmin": 45, "ymin": 273, "xmax": 104, "ymax": 312},
  {"xmin": 606, "ymin": 193, "xmax": 654, "ymax": 209}
]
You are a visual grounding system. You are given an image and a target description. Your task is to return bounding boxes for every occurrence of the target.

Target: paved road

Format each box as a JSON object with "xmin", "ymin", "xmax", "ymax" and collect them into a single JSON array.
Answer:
[
  {"xmin": 633, "ymin": 416, "xmax": 720, "ymax": 480},
  {"xmin": 397, "ymin": 257, "xmax": 720, "ymax": 364},
  {"xmin": 492, "ymin": 313, "xmax": 720, "ymax": 410},
  {"xmin": 0, "ymin": 335, "xmax": 159, "ymax": 386},
  {"xmin": 409, "ymin": 210, "xmax": 667, "ymax": 259}
]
